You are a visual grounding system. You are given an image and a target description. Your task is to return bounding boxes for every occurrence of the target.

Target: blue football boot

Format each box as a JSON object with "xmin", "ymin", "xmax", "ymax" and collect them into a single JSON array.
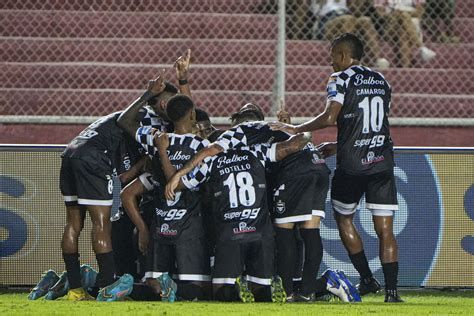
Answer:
[
  {"xmin": 322, "ymin": 269, "xmax": 353, "ymax": 302},
  {"xmin": 96, "ymin": 274, "xmax": 134, "ymax": 302},
  {"xmin": 45, "ymin": 271, "xmax": 70, "ymax": 300},
  {"xmin": 336, "ymin": 270, "xmax": 362, "ymax": 302},
  {"xmin": 28, "ymin": 270, "xmax": 60, "ymax": 300},
  {"xmin": 80, "ymin": 264, "xmax": 98, "ymax": 291},
  {"xmin": 157, "ymin": 273, "xmax": 178, "ymax": 303}
]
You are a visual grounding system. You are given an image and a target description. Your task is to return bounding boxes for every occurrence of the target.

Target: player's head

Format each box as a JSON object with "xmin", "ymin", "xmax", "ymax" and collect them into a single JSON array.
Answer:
[
  {"xmin": 166, "ymin": 94, "xmax": 195, "ymax": 126},
  {"xmin": 195, "ymin": 108, "xmax": 216, "ymax": 139},
  {"xmin": 147, "ymin": 81, "xmax": 179, "ymax": 118},
  {"xmin": 230, "ymin": 103, "xmax": 265, "ymax": 126},
  {"xmin": 330, "ymin": 33, "xmax": 364, "ymax": 72}
]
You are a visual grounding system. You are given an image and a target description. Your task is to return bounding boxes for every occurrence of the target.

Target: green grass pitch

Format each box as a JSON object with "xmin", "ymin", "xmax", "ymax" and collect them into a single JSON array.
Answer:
[{"xmin": 1, "ymin": 290, "xmax": 473, "ymax": 315}]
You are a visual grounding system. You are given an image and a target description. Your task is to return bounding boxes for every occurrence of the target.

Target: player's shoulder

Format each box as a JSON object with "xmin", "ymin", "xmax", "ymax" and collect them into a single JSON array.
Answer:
[{"xmin": 169, "ymin": 133, "xmax": 209, "ymax": 148}]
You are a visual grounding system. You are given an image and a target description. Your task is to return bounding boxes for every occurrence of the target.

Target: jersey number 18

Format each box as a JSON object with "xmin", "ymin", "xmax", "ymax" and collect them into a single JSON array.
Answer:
[{"xmin": 223, "ymin": 171, "xmax": 256, "ymax": 208}]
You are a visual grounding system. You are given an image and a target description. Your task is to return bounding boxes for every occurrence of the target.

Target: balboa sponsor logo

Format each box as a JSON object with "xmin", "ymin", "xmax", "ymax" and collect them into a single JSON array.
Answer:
[
  {"xmin": 168, "ymin": 150, "xmax": 191, "ymax": 161},
  {"xmin": 320, "ymin": 154, "xmax": 441, "ymax": 286},
  {"xmin": 361, "ymin": 151, "xmax": 384, "ymax": 165},
  {"xmin": 159, "ymin": 223, "xmax": 177, "ymax": 236},
  {"xmin": 233, "ymin": 222, "xmax": 257, "ymax": 234},
  {"xmin": 217, "ymin": 154, "xmax": 249, "ymax": 168},
  {"xmin": 353, "ymin": 74, "xmax": 385, "ymax": 86}
]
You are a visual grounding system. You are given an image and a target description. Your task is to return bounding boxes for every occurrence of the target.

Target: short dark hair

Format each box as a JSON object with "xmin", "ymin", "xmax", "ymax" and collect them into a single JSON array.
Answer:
[
  {"xmin": 331, "ymin": 33, "xmax": 364, "ymax": 60},
  {"xmin": 195, "ymin": 108, "xmax": 211, "ymax": 122},
  {"xmin": 230, "ymin": 110, "xmax": 260, "ymax": 125},
  {"xmin": 147, "ymin": 81, "xmax": 179, "ymax": 106},
  {"xmin": 166, "ymin": 94, "xmax": 195, "ymax": 122}
]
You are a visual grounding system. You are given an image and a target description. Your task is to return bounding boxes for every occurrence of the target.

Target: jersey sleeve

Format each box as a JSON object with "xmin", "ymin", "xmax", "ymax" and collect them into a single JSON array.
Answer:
[
  {"xmin": 214, "ymin": 126, "xmax": 247, "ymax": 151},
  {"xmin": 248, "ymin": 144, "xmax": 275, "ymax": 166},
  {"xmin": 326, "ymin": 72, "xmax": 347, "ymax": 105},
  {"xmin": 181, "ymin": 156, "xmax": 214, "ymax": 189},
  {"xmin": 138, "ymin": 172, "xmax": 156, "ymax": 191},
  {"xmin": 135, "ymin": 126, "xmax": 156, "ymax": 156}
]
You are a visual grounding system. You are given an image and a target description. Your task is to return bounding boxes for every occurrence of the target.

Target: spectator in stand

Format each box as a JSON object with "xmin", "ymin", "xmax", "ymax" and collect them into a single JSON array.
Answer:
[
  {"xmin": 374, "ymin": 0, "xmax": 437, "ymax": 67},
  {"xmin": 311, "ymin": 0, "xmax": 390, "ymax": 69},
  {"xmin": 423, "ymin": 0, "xmax": 459, "ymax": 43}
]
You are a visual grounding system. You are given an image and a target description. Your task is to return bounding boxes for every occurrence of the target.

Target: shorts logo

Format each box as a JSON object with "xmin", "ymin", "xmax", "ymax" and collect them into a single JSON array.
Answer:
[
  {"xmin": 275, "ymin": 200, "xmax": 285, "ymax": 214},
  {"xmin": 233, "ymin": 222, "xmax": 256, "ymax": 234}
]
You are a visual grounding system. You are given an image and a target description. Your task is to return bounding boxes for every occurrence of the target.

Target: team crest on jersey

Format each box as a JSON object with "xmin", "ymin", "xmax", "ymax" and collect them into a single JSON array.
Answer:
[{"xmin": 275, "ymin": 200, "xmax": 285, "ymax": 214}]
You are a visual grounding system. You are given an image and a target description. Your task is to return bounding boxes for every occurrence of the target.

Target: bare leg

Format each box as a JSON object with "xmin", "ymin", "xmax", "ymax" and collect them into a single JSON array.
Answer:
[
  {"xmin": 61, "ymin": 205, "xmax": 86, "ymax": 289},
  {"xmin": 333, "ymin": 212, "xmax": 364, "ymax": 254},
  {"xmin": 372, "ymin": 215, "xmax": 398, "ymax": 263},
  {"xmin": 88, "ymin": 205, "xmax": 112, "ymax": 254},
  {"xmin": 61, "ymin": 205, "xmax": 86, "ymax": 253},
  {"xmin": 88, "ymin": 205, "xmax": 115, "ymax": 287}
]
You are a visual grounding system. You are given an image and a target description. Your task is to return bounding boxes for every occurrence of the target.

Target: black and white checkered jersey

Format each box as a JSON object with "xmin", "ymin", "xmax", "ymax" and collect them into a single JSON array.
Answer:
[
  {"xmin": 62, "ymin": 112, "xmax": 124, "ymax": 166},
  {"xmin": 134, "ymin": 107, "xmax": 173, "ymax": 155},
  {"xmin": 215, "ymin": 121, "xmax": 289, "ymax": 151},
  {"xmin": 152, "ymin": 133, "xmax": 210, "ymax": 243},
  {"xmin": 327, "ymin": 65, "xmax": 394, "ymax": 175},
  {"xmin": 182, "ymin": 144, "xmax": 274, "ymax": 244},
  {"xmin": 216, "ymin": 121, "xmax": 329, "ymax": 175}
]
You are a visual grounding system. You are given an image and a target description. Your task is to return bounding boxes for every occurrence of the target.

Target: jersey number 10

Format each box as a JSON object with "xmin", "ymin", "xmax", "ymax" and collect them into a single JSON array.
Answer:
[
  {"xmin": 223, "ymin": 171, "xmax": 256, "ymax": 208},
  {"xmin": 358, "ymin": 96, "xmax": 384, "ymax": 134}
]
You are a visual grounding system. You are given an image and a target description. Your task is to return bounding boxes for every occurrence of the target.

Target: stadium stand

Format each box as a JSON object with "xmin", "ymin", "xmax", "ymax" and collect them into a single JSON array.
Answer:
[{"xmin": 0, "ymin": 0, "xmax": 473, "ymax": 141}]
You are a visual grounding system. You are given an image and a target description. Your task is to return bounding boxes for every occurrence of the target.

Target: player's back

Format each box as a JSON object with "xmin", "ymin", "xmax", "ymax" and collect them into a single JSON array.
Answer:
[
  {"xmin": 205, "ymin": 147, "xmax": 273, "ymax": 244},
  {"xmin": 62, "ymin": 112, "xmax": 123, "ymax": 162},
  {"xmin": 330, "ymin": 65, "xmax": 394, "ymax": 175},
  {"xmin": 152, "ymin": 133, "xmax": 209, "ymax": 243}
]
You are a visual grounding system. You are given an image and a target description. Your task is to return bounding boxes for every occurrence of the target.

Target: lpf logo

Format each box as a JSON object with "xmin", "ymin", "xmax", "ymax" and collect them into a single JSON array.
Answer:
[{"xmin": 320, "ymin": 154, "xmax": 442, "ymax": 286}]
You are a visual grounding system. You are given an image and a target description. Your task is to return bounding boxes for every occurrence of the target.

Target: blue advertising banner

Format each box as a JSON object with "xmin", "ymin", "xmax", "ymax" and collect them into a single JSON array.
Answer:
[{"xmin": 1, "ymin": 146, "xmax": 473, "ymax": 286}]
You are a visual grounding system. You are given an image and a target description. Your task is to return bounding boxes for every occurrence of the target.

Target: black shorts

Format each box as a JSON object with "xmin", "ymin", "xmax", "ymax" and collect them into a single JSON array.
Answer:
[
  {"xmin": 331, "ymin": 169, "xmax": 398, "ymax": 216},
  {"xmin": 212, "ymin": 238, "xmax": 274, "ymax": 286},
  {"xmin": 59, "ymin": 156, "xmax": 113, "ymax": 206},
  {"xmin": 144, "ymin": 236, "xmax": 211, "ymax": 282},
  {"xmin": 272, "ymin": 172, "xmax": 329, "ymax": 224}
]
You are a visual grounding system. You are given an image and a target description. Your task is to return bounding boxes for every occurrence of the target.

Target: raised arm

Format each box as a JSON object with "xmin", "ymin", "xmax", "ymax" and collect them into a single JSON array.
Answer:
[
  {"xmin": 117, "ymin": 70, "xmax": 167, "ymax": 137},
  {"xmin": 175, "ymin": 49, "xmax": 192, "ymax": 98}
]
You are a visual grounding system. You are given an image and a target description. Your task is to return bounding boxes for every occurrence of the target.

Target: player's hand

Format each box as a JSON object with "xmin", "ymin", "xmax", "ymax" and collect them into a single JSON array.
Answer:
[
  {"xmin": 147, "ymin": 69, "xmax": 166, "ymax": 95},
  {"xmin": 276, "ymin": 98, "xmax": 291, "ymax": 124},
  {"xmin": 175, "ymin": 49, "xmax": 191, "ymax": 80},
  {"xmin": 138, "ymin": 228, "xmax": 150, "ymax": 255},
  {"xmin": 165, "ymin": 174, "xmax": 180, "ymax": 200},
  {"xmin": 155, "ymin": 132, "xmax": 170, "ymax": 154},
  {"xmin": 316, "ymin": 142, "xmax": 337, "ymax": 158},
  {"xmin": 268, "ymin": 121, "xmax": 297, "ymax": 134}
]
